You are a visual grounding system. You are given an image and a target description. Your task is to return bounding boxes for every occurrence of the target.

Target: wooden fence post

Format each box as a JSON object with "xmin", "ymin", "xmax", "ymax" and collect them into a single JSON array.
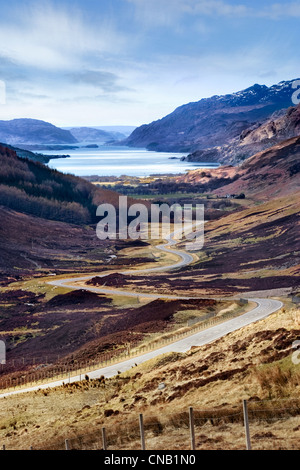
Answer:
[
  {"xmin": 65, "ymin": 439, "xmax": 70, "ymax": 450},
  {"xmin": 243, "ymin": 400, "xmax": 251, "ymax": 450},
  {"xmin": 139, "ymin": 414, "xmax": 146, "ymax": 450},
  {"xmin": 189, "ymin": 407, "xmax": 196, "ymax": 450},
  {"xmin": 102, "ymin": 427, "xmax": 107, "ymax": 450}
]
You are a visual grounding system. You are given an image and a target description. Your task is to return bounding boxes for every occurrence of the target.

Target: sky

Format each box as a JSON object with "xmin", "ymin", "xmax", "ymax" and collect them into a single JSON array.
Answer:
[{"xmin": 0, "ymin": 0, "xmax": 299, "ymax": 127}]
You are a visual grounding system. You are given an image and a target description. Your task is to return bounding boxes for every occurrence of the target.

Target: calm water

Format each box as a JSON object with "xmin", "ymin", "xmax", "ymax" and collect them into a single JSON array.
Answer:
[{"xmin": 46, "ymin": 145, "xmax": 218, "ymax": 177}]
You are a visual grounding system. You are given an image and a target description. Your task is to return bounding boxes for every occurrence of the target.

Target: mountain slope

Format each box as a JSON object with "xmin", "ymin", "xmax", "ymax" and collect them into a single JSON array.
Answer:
[
  {"xmin": 0, "ymin": 119, "xmax": 78, "ymax": 145},
  {"xmin": 215, "ymin": 135, "xmax": 300, "ymax": 199},
  {"xmin": 124, "ymin": 190, "xmax": 300, "ymax": 296},
  {"xmin": 68, "ymin": 127, "xmax": 126, "ymax": 143},
  {"xmin": 0, "ymin": 144, "xmax": 129, "ymax": 225},
  {"xmin": 125, "ymin": 79, "xmax": 299, "ymax": 153},
  {"xmin": 240, "ymin": 104, "xmax": 300, "ymax": 145},
  {"xmin": 0, "ymin": 144, "xmax": 147, "ymax": 276},
  {"xmin": 0, "ymin": 142, "xmax": 68, "ymax": 164},
  {"xmin": 178, "ymin": 135, "xmax": 300, "ymax": 200},
  {"xmin": 0, "ymin": 205, "xmax": 111, "ymax": 277},
  {"xmin": 185, "ymin": 104, "xmax": 300, "ymax": 165}
]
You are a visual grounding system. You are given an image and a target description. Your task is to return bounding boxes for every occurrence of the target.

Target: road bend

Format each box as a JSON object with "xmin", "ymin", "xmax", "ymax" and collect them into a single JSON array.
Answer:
[{"xmin": 0, "ymin": 225, "xmax": 284, "ymax": 398}]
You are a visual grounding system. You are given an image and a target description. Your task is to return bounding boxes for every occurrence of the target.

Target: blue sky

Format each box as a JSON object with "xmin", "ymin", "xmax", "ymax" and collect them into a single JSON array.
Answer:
[{"xmin": 0, "ymin": 0, "xmax": 299, "ymax": 126}]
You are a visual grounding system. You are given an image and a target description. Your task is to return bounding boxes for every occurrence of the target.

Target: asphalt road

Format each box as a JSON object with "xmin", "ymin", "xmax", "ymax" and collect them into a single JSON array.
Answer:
[
  {"xmin": 0, "ymin": 226, "xmax": 284, "ymax": 398},
  {"xmin": 0, "ymin": 297, "xmax": 283, "ymax": 398}
]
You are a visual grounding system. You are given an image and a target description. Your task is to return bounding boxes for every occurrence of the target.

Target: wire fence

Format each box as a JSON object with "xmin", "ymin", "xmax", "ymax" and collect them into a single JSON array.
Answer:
[{"xmin": 3, "ymin": 399, "xmax": 300, "ymax": 450}]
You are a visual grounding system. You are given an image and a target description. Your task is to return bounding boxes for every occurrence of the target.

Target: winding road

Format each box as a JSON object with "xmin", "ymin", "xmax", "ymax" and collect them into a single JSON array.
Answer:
[
  {"xmin": 0, "ymin": 225, "xmax": 283, "ymax": 398},
  {"xmin": 47, "ymin": 223, "xmax": 200, "ymax": 299}
]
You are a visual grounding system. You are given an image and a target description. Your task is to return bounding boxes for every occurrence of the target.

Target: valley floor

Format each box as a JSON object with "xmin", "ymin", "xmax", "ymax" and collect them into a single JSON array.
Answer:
[{"xmin": 0, "ymin": 173, "xmax": 299, "ymax": 451}]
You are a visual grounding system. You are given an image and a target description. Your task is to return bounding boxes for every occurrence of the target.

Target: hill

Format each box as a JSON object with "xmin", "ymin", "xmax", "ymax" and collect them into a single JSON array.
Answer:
[
  {"xmin": 0, "ymin": 144, "xmax": 94, "ymax": 225},
  {"xmin": 0, "ymin": 144, "xmax": 147, "ymax": 276},
  {"xmin": 185, "ymin": 104, "xmax": 300, "ymax": 166},
  {"xmin": 68, "ymin": 127, "xmax": 126, "ymax": 143},
  {"xmin": 117, "ymin": 190, "xmax": 299, "ymax": 297},
  {"xmin": 93, "ymin": 126, "xmax": 136, "ymax": 137},
  {"xmin": 124, "ymin": 79, "xmax": 299, "ymax": 154},
  {"xmin": 0, "ymin": 119, "xmax": 78, "ymax": 145},
  {"xmin": 0, "ymin": 142, "xmax": 69, "ymax": 164},
  {"xmin": 215, "ymin": 136, "xmax": 300, "ymax": 199},
  {"xmin": 239, "ymin": 103, "xmax": 300, "ymax": 146},
  {"xmin": 1, "ymin": 300, "xmax": 300, "ymax": 450},
  {"xmin": 178, "ymin": 134, "xmax": 300, "ymax": 200},
  {"xmin": 0, "ymin": 205, "xmax": 112, "ymax": 277}
]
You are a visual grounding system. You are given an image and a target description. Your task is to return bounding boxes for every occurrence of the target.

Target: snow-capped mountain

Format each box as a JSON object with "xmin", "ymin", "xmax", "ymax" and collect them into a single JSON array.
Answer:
[{"xmin": 124, "ymin": 79, "xmax": 300, "ymax": 154}]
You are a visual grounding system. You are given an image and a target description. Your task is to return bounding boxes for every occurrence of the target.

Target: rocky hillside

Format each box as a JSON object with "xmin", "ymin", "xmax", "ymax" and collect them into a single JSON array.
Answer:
[
  {"xmin": 185, "ymin": 104, "xmax": 300, "ymax": 166},
  {"xmin": 177, "ymin": 135, "xmax": 300, "ymax": 200},
  {"xmin": 216, "ymin": 136, "xmax": 300, "ymax": 199},
  {"xmin": 124, "ymin": 79, "xmax": 299, "ymax": 154},
  {"xmin": 240, "ymin": 104, "xmax": 300, "ymax": 145},
  {"xmin": 0, "ymin": 119, "xmax": 78, "ymax": 145}
]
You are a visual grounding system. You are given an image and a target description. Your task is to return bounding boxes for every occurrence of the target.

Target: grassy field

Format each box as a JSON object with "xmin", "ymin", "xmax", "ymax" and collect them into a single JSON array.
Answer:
[
  {"xmin": 0, "ymin": 178, "xmax": 298, "ymax": 450},
  {"xmin": 1, "ymin": 301, "xmax": 300, "ymax": 450}
]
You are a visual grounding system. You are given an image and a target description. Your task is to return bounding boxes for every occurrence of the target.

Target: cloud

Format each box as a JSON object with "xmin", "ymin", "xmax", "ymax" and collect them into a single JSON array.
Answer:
[
  {"xmin": 183, "ymin": 0, "xmax": 250, "ymax": 17},
  {"xmin": 8, "ymin": 89, "xmax": 51, "ymax": 104},
  {"xmin": 0, "ymin": 1, "xmax": 135, "ymax": 109},
  {"xmin": 66, "ymin": 70, "xmax": 132, "ymax": 93},
  {"xmin": 126, "ymin": 0, "xmax": 300, "ymax": 24},
  {"xmin": 0, "ymin": 1, "xmax": 126, "ymax": 70},
  {"xmin": 1, "ymin": 0, "xmax": 299, "ymax": 126}
]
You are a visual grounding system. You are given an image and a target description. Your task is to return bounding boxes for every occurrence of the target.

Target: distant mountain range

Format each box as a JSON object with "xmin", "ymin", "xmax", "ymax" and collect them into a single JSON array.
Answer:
[
  {"xmin": 92, "ymin": 126, "xmax": 136, "ymax": 136},
  {"xmin": 0, "ymin": 119, "xmax": 77, "ymax": 145},
  {"xmin": 0, "ymin": 119, "xmax": 132, "ymax": 148},
  {"xmin": 64, "ymin": 125, "xmax": 136, "ymax": 138},
  {"xmin": 124, "ymin": 79, "xmax": 300, "ymax": 162},
  {"xmin": 67, "ymin": 127, "xmax": 126, "ymax": 143},
  {"xmin": 1, "ymin": 79, "xmax": 299, "ymax": 168}
]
